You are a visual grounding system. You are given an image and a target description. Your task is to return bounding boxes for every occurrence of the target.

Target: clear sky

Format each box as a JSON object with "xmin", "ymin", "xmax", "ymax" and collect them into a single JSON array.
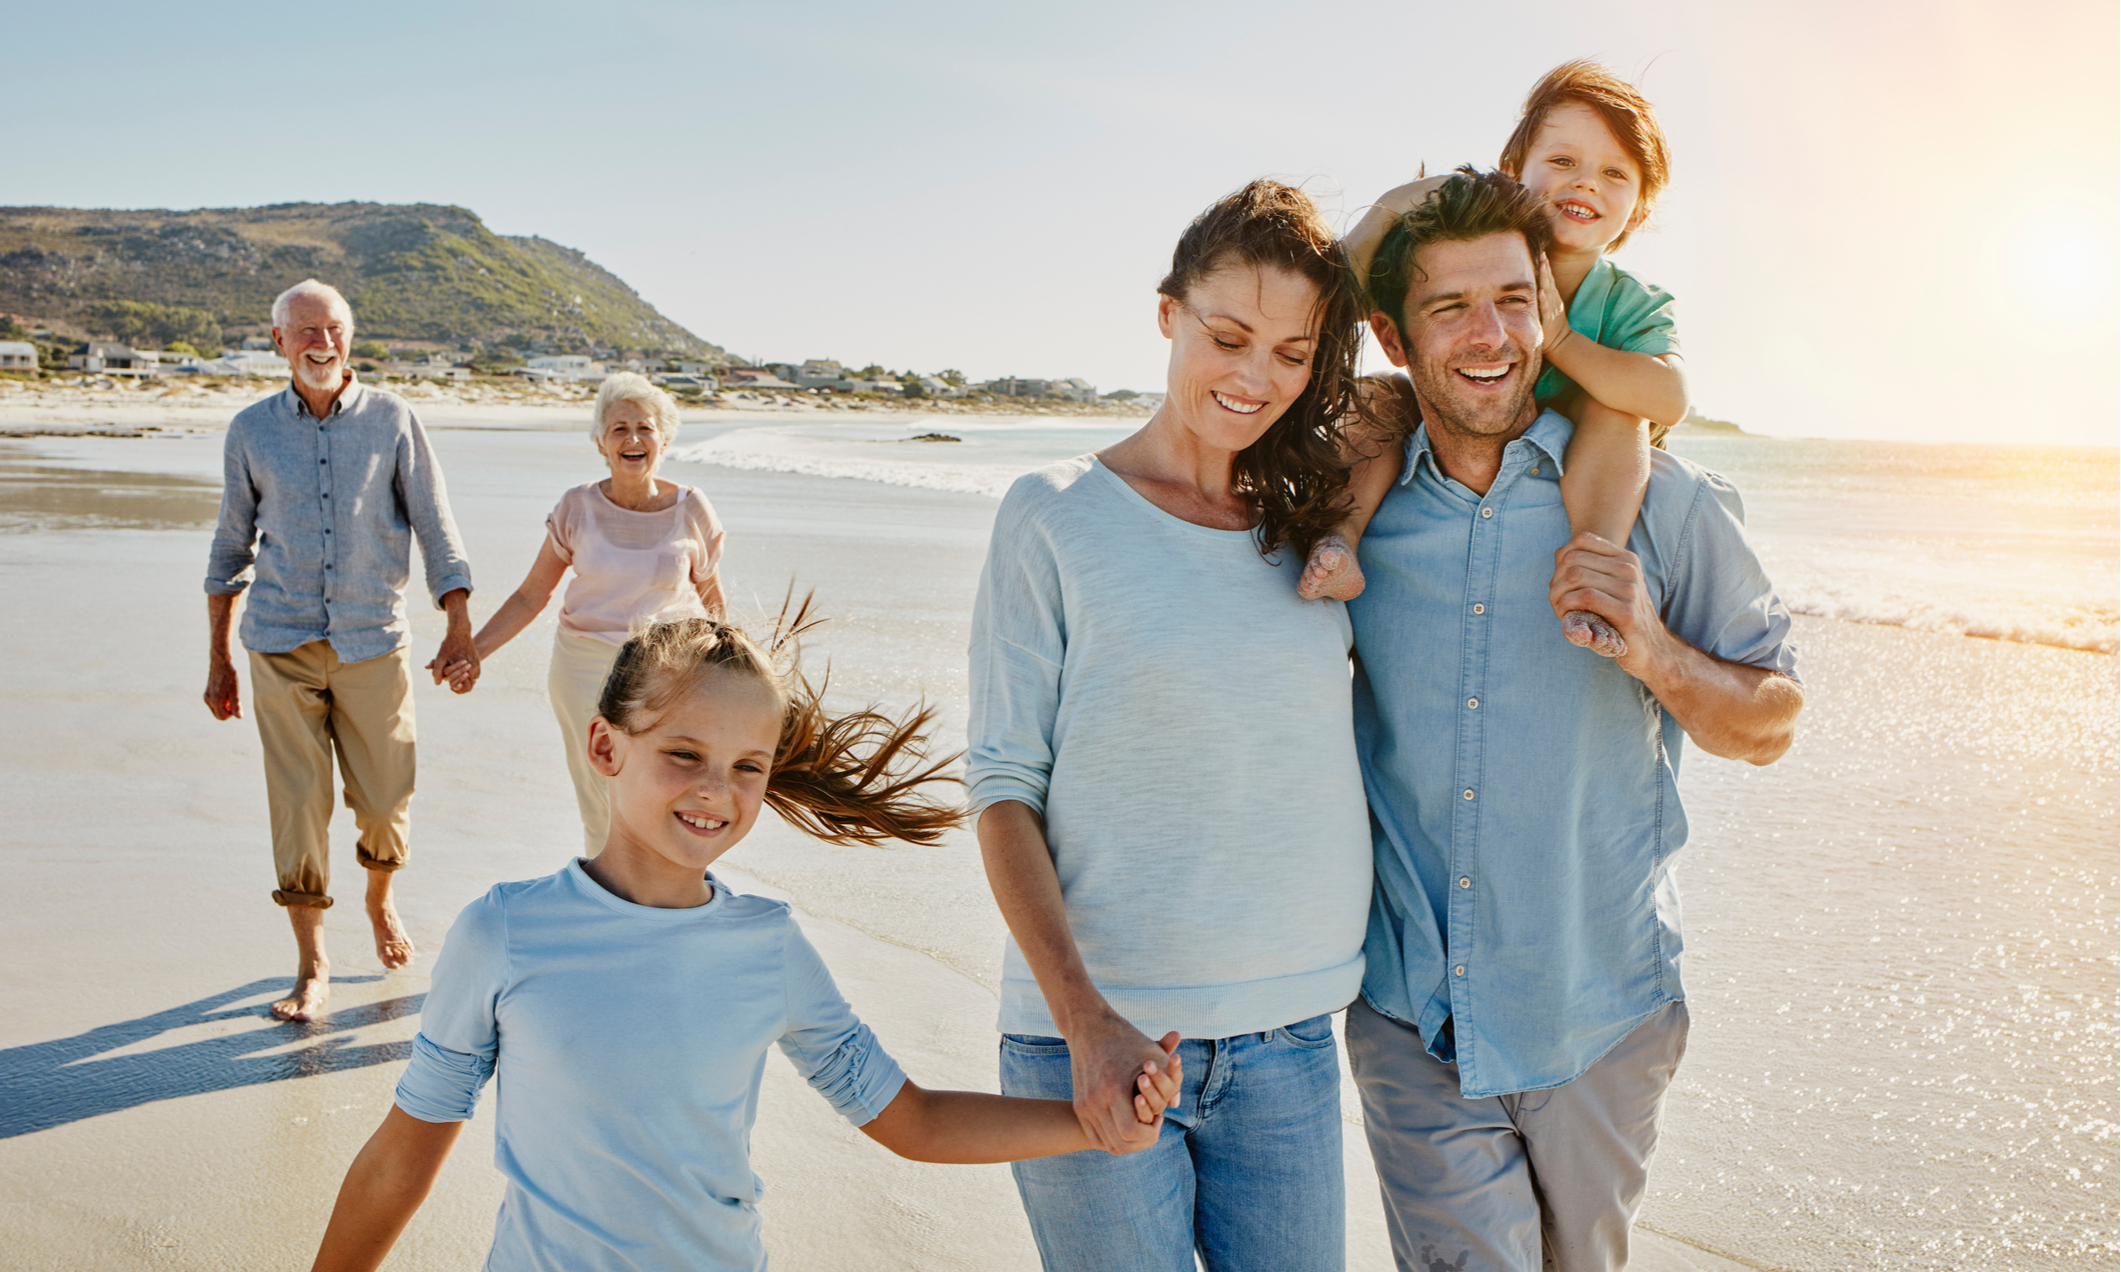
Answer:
[{"xmin": 6, "ymin": 0, "xmax": 2115, "ymax": 444}]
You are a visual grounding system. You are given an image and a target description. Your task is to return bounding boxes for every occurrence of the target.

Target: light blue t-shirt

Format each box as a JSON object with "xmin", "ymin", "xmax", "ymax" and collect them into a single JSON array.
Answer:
[
  {"xmin": 1350, "ymin": 411, "xmax": 1798, "ymax": 1099},
  {"xmin": 967, "ymin": 456, "xmax": 1373, "ymax": 1041},
  {"xmin": 394, "ymin": 861, "xmax": 906, "ymax": 1272}
]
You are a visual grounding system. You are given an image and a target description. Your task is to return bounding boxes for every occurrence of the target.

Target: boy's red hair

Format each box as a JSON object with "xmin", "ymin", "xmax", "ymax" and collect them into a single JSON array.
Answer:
[{"xmin": 1497, "ymin": 60, "xmax": 1671, "ymax": 252}]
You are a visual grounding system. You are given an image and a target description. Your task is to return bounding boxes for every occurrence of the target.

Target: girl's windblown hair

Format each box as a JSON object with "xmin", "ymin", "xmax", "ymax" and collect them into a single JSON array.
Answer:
[{"xmin": 597, "ymin": 597, "xmax": 965, "ymax": 846}]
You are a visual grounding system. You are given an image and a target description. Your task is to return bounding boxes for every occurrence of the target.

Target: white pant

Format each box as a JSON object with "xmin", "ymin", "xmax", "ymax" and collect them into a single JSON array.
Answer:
[
  {"xmin": 1346, "ymin": 996, "xmax": 1689, "ymax": 1272},
  {"xmin": 547, "ymin": 629, "xmax": 622, "ymax": 852}
]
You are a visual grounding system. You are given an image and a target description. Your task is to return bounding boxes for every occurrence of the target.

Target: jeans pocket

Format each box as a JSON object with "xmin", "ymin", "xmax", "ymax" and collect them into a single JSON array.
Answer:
[
  {"xmin": 1000, "ymin": 1032, "xmax": 1072, "ymax": 1057},
  {"xmin": 1276, "ymin": 1014, "xmax": 1337, "ymax": 1050}
]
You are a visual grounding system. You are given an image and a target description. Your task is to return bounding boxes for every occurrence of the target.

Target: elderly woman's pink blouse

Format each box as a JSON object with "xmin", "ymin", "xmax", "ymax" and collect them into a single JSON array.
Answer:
[{"xmin": 545, "ymin": 482, "xmax": 724, "ymax": 645}]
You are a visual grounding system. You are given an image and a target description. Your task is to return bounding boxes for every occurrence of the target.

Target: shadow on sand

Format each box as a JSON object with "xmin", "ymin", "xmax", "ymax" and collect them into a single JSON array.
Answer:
[{"xmin": 0, "ymin": 977, "xmax": 423, "ymax": 1139}]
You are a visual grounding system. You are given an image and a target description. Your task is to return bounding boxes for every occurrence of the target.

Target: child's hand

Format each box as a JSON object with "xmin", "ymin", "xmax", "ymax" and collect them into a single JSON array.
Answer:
[
  {"xmin": 1130, "ymin": 1031, "xmax": 1183, "ymax": 1128},
  {"xmin": 1536, "ymin": 253, "xmax": 1573, "ymax": 356}
]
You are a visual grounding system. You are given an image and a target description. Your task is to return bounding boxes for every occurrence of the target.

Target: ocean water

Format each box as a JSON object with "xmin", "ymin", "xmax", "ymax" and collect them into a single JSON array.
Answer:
[
  {"xmin": 674, "ymin": 419, "xmax": 2121, "ymax": 656},
  {"xmin": 4, "ymin": 419, "xmax": 2113, "ymax": 1272}
]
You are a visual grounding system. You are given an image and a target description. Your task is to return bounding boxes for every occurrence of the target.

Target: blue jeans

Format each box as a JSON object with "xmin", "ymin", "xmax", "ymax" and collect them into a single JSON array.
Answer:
[{"xmin": 1000, "ymin": 1015, "xmax": 1346, "ymax": 1272}]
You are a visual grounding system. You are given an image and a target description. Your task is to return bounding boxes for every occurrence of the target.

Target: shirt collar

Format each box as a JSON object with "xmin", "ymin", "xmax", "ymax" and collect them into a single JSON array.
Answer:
[
  {"xmin": 1402, "ymin": 408, "xmax": 1574, "ymax": 488},
  {"xmin": 287, "ymin": 372, "xmax": 362, "ymax": 419}
]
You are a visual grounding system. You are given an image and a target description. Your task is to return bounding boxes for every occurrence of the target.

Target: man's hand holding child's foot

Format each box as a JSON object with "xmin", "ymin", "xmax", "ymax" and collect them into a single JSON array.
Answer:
[{"xmin": 1299, "ymin": 533, "xmax": 1366, "ymax": 601}]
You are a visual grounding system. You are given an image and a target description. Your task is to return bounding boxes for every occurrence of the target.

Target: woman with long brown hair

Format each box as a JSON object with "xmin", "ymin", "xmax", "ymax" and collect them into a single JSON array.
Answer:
[{"xmin": 968, "ymin": 180, "xmax": 1373, "ymax": 1270}]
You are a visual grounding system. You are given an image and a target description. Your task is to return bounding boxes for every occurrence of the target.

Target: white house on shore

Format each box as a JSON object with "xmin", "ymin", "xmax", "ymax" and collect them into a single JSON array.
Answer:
[
  {"xmin": 0, "ymin": 341, "xmax": 37, "ymax": 372},
  {"xmin": 523, "ymin": 354, "xmax": 606, "ymax": 382},
  {"xmin": 199, "ymin": 350, "xmax": 290, "ymax": 377}
]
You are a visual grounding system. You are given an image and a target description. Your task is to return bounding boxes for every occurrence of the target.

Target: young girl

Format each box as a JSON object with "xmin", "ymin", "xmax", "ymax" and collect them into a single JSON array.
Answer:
[
  {"xmin": 311, "ymin": 610, "xmax": 1180, "ymax": 1272},
  {"xmin": 1299, "ymin": 60, "xmax": 1687, "ymax": 659}
]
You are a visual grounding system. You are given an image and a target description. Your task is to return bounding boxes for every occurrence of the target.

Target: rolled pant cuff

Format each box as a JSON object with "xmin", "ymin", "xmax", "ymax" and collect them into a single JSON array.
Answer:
[
  {"xmin": 273, "ymin": 889, "xmax": 333, "ymax": 909},
  {"xmin": 355, "ymin": 847, "xmax": 406, "ymax": 872}
]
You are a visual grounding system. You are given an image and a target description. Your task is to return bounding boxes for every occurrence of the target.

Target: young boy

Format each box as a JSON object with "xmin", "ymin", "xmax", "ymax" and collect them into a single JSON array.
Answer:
[{"xmin": 1300, "ymin": 60, "xmax": 1687, "ymax": 659}]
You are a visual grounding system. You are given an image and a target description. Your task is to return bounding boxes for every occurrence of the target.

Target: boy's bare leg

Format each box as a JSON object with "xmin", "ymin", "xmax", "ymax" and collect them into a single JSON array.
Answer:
[
  {"xmin": 366, "ymin": 868, "xmax": 415, "ymax": 970},
  {"xmin": 1556, "ymin": 398, "xmax": 1650, "ymax": 658},
  {"xmin": 272, "ymin": 904, "xmax": 331, "ymax": 1021}
]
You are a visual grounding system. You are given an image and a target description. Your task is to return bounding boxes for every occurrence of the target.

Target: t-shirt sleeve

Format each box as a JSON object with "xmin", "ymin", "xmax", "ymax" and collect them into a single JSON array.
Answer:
[
  {"xmin": 1657, "ymin": 468, "xmax": 1800, "ymax": 684},
  {"xmin": 965, "ymin": 481, "xmax": 1067, "ymax": 815},
  {"xmin": 1609, "ymin": 272, "xmax": 1679, "ymax": 357},
  {"xmin": 776, "ymin": 917, "xmax": 906, "ymax": 1127},
  {"xmin": 685, "ymin": 489, "xmax": 725, "ymax": 583},
  {"xmin": 544, "ymin": 490, "xmax": 578, "ymax": 567},
  {"xmin": 394, "ymin": 891, "xmax": 508, "ymax": 1123}
]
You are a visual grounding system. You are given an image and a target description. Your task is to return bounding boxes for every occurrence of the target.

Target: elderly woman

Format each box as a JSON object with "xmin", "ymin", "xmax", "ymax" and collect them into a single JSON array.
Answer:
[
  {"xmin": 463, "ymin": 372, "xmax": 725, "ymax": 849},
  {"xmin": 968, "ymin": 180, "xmax": 1374, "ymax": 1271}
]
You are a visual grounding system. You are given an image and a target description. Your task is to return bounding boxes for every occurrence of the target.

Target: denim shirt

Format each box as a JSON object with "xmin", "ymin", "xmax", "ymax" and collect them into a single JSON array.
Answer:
[
  {"xmin": 205, "ymin": 380, "xmax": 472, "ymax": 663},
  {"xmin": 1349, "ymin": 410, "xmax": 1797, "ymax": 1098}
]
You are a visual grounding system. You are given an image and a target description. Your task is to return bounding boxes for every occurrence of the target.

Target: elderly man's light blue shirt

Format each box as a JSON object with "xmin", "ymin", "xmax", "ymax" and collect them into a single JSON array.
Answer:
[
  {"xmin": 204, "ymin": 379, "xmax": 472, "ymax": 663},
  {"xmin": 1349, "ymin": 410, "xmax": 1797, "ymax": 1099}
]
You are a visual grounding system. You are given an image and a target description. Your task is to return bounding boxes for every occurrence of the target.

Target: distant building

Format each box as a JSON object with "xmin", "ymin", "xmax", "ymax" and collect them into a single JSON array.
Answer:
[
  {"xmin": 722, "ymin": 368, "xmax": 799, "ymax": 390},
  {"xmin": 1051, "ymin": 377, "xmax": 1098, "ymax": 404},
  {"xmin": 200, "ymin": 350, "xmax": 290, "ymax": 377},
  {"xmin": 794, "ymin": 359, "xmax": 844, "ymax": 389},
  {"xmin": 671, "ymin": 361, "xmax": 721, "ymax": 377},
  {"xmin": 0, "ymin": 340, "xmax": 38, "ymax": 372},
  {"xmin": 525, "ymin": 354, "xmax": 606, "ymax": 382},
  {"xmin": 69, "ymin": 342, "xmax": 155, "ymax": 374},
  {"xmin": 242, "ymin": 335, "xmax": 277, "ymax": 351}
]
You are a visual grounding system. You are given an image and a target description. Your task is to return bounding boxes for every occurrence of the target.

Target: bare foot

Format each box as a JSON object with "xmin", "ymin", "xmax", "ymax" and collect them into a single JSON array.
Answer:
[
  {"xmin": 271, "ymin": 964, "xmax": 330, "ymax": 1021},
  {"xmin": 1299, "ymin": 533, "xmax": 1367, "ymax": 601},
  {"xmin": 1562, "ymin": 609, "xmax": 1627, "ymax": 659},
  {"xmin": 369, "ymin": 895, "xmax": 415, "ymax": 969}
]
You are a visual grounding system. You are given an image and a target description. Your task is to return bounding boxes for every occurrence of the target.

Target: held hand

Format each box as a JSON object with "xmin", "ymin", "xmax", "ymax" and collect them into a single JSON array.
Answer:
[
  {"xmin": 427, "ymin": 632, "xmax": 479, "ymax": 694},
  {"xmin": 204, "ymin": 661, "xmax": 242, "ymax": 720},
  {"xmin": 1537, "ymin": 253, "xmax": 1571, "ymax": 356},
  {"xmin": 1550, "ymin": 531, "xmax": 1670, "ymax": 680},
  {"xmin": 1068, "ymin": 1015, "xmax": 1182, "ymax": 1153},
  {"xmin": 1130, "ymin": 1031, "xmax": 1183, "ymax": 1130}
]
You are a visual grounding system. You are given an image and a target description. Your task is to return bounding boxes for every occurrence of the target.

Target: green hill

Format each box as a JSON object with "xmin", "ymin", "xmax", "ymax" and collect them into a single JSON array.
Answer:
[{"xmin": 0, "ymin": 202, "xmax": 727, "ymax": 359}]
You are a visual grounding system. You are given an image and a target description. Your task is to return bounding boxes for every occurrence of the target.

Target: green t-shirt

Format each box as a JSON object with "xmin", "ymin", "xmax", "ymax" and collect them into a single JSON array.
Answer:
[{"xmin": 1533, "ymin": 256, "xmax": 1679, "ymax": 405}]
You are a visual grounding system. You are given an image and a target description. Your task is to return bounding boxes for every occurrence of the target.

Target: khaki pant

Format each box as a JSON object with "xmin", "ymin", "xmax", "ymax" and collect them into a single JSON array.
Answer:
[
  {"xmin": 548, "ymin": 629, "xmax": 621, "ymax": 852},
  {"xmin": 1347, "ymin": 996, "xmax": 1689, "ymax": 1272},
  {"xmin": 249, "ymin": 642, "xmax": 416, "ymax": 908}
]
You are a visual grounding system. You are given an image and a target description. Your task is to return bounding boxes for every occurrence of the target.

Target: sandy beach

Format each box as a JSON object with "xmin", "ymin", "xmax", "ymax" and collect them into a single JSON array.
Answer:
[{"xmin": 0, "ymin": 401, "xmax": 2110, "ymax": 1271}]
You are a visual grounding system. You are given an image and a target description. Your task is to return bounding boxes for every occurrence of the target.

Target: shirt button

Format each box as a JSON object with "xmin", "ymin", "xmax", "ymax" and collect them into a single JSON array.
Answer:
[
  {"xmin": 1459, "ymin": 876, "xmax": 1471, "ymax": 889},
  {"xmin": 1530, "ymin": 466, "xmax": 1541, "ymax": 476},
  {"xmin": 320, "ymin": 458, "xmax": 326, "ymax": 464},
  {"xmin": 1467, "ymin": 697, "xmax": 1479, "ymax": 710},
  {"xmin": 1463, "ymin": 788, "xmax": 1476, "ymax": 800},
  {"xmin": 1453, "ymin": 965, "xmax": 1466, "ymax": 977},
  {"xmin": 1472, "ymin": 603, "xmax": 1485, "ymax": 615},
  {"xmin": 1480, "ymin": 506, "xmax": 1493, "ymax": 518}
]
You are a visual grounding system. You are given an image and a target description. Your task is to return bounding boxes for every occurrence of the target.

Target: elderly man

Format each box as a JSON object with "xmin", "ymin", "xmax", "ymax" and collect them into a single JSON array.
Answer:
[
  {"xmin": 1343, "ymin": 170, "xmax": 1804, "ymax": 1272},
  {"xmin": 203, "ymin": 279, "xmax": 477, "ymax": 1022}
]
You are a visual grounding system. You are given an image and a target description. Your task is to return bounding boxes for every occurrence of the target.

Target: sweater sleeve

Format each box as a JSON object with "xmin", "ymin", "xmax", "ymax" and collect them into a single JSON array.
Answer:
[
  {"xmin": 776, "ymin": 915, "xmax": 905, "ymax": 1126},
  {"xmin": 394, "ymin": 891, "xmax": 508, "ymax": 1123},
  {"xmin": 965, "ymin": 478, "xmax": 1067, "ymax": 815}
]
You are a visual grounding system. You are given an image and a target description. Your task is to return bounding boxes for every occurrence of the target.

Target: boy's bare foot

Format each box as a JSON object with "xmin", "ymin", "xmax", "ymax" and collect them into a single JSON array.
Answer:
[
  {"xmin": 365, "ymin": 869, "xmax": 416, "ymax": 970},
  {"xmin": 1563, "ymin": 609, "xmax": 1628, "ymax": 659},
  {"xmin": 271, "ymin": 962, "xmax": 330, "ymax": 1021},
  {"xmin": 1299, "ymin": 533, "xmax": 1366, "ymax": 601}
]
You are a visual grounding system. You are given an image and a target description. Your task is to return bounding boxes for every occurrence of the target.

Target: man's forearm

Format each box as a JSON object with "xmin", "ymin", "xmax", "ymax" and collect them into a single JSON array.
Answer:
[
  {"xmin": 207, "ymin": 593, "xmax": 238, "ymax": 664},
  {"xmin": 1638, "ymin": 632, "xmax": 1803, "ymax": 765}
]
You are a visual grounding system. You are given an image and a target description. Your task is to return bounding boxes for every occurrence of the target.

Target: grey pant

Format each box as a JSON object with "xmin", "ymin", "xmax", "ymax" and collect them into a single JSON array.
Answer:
[{"xmin": 1346, "ymin": 996, "xmax": 1689, "ymax": 1272}]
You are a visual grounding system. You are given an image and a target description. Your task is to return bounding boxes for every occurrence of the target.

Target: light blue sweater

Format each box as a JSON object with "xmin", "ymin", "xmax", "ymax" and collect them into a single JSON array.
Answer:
[
  {"xmin": 967, "ymin": 457, "xmax": 1373, "ymax": 1040},
  {"xmin": 394, "ymin": 862, "xmax": 906, "ymax": 1272}
]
